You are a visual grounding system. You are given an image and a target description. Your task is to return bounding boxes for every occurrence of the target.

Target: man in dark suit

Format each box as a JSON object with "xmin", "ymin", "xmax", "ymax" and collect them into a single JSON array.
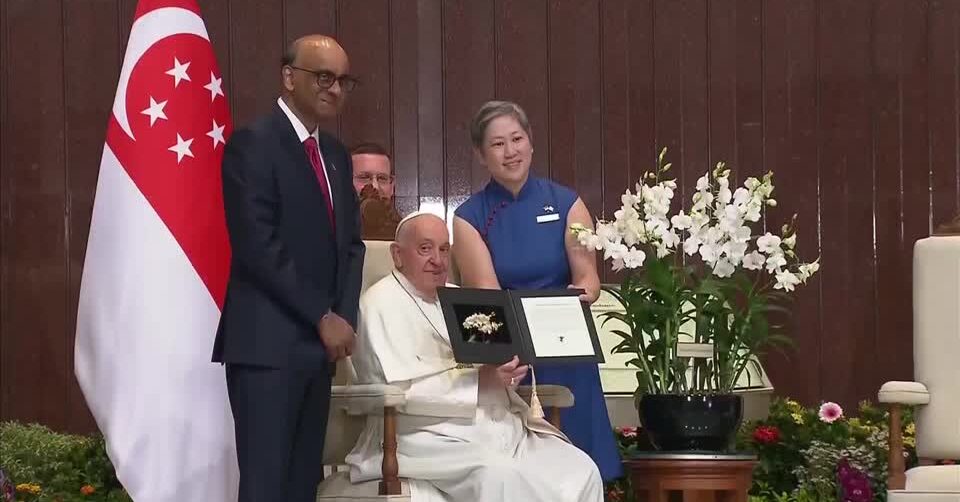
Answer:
[{"xmin": 213, "ymin": 34, "xmax": 364, "ymax": 502}]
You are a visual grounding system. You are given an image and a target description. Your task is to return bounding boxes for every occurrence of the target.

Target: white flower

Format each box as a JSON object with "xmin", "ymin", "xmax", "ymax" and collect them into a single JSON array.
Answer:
[
  {"xmin": 581, "ymin": 233, "xmax": 605, "ymax": 251},
  {"xmin": 671, "ymin": 212, "xmax": 693, "ymax": 230},
  {"xmin": 774, "ymin": 270, "xmax": 801, "ymax": 291},
  {"xmin": 699, "ymin": 242, "xmax": 721, "ymax": 264},
  {"xmin": 766, "ymin": 199, "xmax": 778, "ymax": 207},
  {"xmin": 733, "ymin": 187, "xmax": 751, "ymax": 206},
  {"xmin": 744, "ymin": 202, "xmax": 763, "ymax": 222},
  {"xmin": 744, "ymin": 177, "xmax": 761, "ymax": 190},
  {"xmin": 797, "ymin": 260, "xmax": 820, "ymax": 281},
  {"xmin": 696, "ymin": 175, "xmax": 710, "ymax": 191},
  {"xmin": 603, "ymin": 242, "xmax": 629, "ymax": 262},
  {"xmin": 721, "ymin": 240, "xmax": 748, "ymax": 262},
  {"xmin": 683, "ymin": 235, "xmax": 702, "ymax": 256},
  {"xmin": 596, "ymin": 223, "xmax": 622, "ymax": 246},
  {"xmin": 730, "ymin": 225, "xmax": 752, "ymax": 243},
  {"xmin": 783, "ymin": 233, "xmax": 797, "ymax": 249},
  {"xmin": 765, "ymin": 253, "xmax": 787, "ymax": 273},
  {"xmin": 742, "ymin": 251, "xmax": 766, "ymax": 270},
  {"xmin": 621, "ymin": 218, "xmax": 646, "ymax": 246},
  {"xmin": 713, "ymin": 258, "xmax": 736, "ymax": 278},
  {"xmin": 463, "ymin": 313, "xmax": 503, "ymax": 335},
  {"xmin": 623, "ymin": 248, "xmax": 646, "ymax": 269},
  {"xmin": 757, "ymin": 233, "xmax": 782, "ymax": 254},
  {"xmin": 657, "ymin": 227, "xmax": 681, "ymax": 250}
]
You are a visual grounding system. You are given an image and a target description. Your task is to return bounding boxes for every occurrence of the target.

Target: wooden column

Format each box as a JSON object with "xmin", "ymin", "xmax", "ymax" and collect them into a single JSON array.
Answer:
[
  {"xmin": 887, "ymin": 404, "xmax": 906, "ymax": 490},
  {"xmin": 379, "ymin": 407, "xmax": 402, "ymax": 495}
]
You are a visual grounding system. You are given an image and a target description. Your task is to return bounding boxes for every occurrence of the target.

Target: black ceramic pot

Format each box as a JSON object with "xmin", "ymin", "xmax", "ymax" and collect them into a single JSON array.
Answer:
[{"xmin": 638, "ymin": 394, "xmax": 743, "ymax": 451}]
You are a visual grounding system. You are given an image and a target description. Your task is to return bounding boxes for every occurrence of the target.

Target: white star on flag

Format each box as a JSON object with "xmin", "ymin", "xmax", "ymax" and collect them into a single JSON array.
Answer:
[
  {"xmin": 166, "ymin": 57, "xmax": 192, "ymax": 87},
  {"xmin": 204, "ymin": 72, "xmax": 224, "ymax": 101},
  {"xmin": 207, "ymin": 119, "xmax": 226, "ymax": 148},
  {"xmin": 141, "ymin": 96, "xmax": 168, "ymax": 126},
  {"xmin": 169, "ymin": 133, "xmax": 195, "ymax": 163}
]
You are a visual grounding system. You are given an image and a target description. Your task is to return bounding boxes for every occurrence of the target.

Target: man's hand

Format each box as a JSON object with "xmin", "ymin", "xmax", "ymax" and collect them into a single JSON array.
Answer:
[
  {"xmin": 317, "ymin": 312, "xmax": 355, "ymax": 362},
  {"xmin": 487, "ymin": 355, "xmax": 528, "ymax": 388}
]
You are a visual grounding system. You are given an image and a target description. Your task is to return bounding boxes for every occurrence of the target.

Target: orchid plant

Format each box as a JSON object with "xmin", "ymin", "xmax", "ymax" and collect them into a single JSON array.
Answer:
[{"xmin": 571, "ymin": 148, "xmax": 819, "ymax": 396}]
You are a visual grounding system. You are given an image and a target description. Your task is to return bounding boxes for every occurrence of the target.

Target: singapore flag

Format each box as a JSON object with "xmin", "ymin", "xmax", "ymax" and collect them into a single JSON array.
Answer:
[{"xmin": 74, "ymin": 0, "xmax": 237, "ymax": 500}]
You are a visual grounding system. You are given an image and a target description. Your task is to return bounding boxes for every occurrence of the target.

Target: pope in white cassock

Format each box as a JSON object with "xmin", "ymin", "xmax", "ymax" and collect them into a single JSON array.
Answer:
[{"xmin": 346, "ymin": 212, "xmax": 604, "ymax": 502}]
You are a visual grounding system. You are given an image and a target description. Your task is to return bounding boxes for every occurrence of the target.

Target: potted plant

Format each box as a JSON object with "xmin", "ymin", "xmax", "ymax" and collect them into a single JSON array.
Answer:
[{"xmin": 571, "ymin": 148, "xmax": 819, "ymax": 451}]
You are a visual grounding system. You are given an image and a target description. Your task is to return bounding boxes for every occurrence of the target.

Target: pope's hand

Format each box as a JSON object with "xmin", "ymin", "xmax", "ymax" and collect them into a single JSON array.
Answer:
[{"xmin": 491, "ymin": 355, "xmax": 528, "ymax": 388}]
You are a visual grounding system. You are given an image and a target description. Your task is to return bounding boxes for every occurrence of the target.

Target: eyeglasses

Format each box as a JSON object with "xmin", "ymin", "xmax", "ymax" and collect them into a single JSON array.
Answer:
[
  {"xmin": 288, "ymin": 66, "xmax": 360, "ymax": 92},
  {"xmin": 354, "ymin": 172, "xmax": 394, "ymax": 185}
]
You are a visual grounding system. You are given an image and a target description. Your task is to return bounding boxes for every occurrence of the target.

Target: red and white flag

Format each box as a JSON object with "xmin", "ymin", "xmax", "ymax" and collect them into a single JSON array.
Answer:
[{"xmin": 74, "ymin": 0, "xmax": 237, "ymax": 499}]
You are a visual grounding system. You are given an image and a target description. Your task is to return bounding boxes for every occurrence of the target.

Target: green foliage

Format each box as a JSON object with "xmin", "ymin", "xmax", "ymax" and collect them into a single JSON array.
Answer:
[
  {"xmin": 737, "ymin": 399, "xmax": 918, "ymax": 501},
  {"xmin": 0, "ymin": 422, "xmax": 130, "ymax": 502}
]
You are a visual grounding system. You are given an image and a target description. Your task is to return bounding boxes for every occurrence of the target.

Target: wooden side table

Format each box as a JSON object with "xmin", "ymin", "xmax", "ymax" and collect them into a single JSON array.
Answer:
[{"xmin": 625, "ymin": 452, "xmax": 758, "ymax": 502}]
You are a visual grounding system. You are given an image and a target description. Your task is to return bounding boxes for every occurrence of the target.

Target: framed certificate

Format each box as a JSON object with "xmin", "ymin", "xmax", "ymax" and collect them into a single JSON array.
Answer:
[{"xmin": 437, "ymin": 287, "xmax": 605, "ymax": 365}]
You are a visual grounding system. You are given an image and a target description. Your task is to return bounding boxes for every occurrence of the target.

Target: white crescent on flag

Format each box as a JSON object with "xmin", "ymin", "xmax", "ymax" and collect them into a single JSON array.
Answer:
[
  {"xmin": 75, "ymin": 1, "xmax": 237, "ymax": 500},
  {"xmin": 113, "ymin": 7, "xmax": 209, "ymax": 140}
]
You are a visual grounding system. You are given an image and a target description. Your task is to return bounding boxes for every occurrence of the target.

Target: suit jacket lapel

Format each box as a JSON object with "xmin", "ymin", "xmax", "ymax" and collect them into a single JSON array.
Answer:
[{"xmin": 270, "ymin": 106, "xmax": 337, "ymax": 239}]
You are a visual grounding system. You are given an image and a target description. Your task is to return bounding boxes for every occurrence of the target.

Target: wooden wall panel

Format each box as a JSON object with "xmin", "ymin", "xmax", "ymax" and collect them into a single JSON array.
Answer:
[
  {"xmin": 2, "ymin": 0, "xmax": 958, "ymax": 431},
  {"xmin": 442, "ymin": 0, "xmax": 494, "ymax": 206},
  {"xmin": 734, "ymin": 0, "xmax": 764, "ymax": 184},
  {"xmin": 495, "ymin": 0, "xmax": 549, "ymax": 179},
  {"xmin": 762, "ymin": 0, "xmax": 822, "ymax": 405},
  {"xmin": 229, "ymin": 0, "xmax": 282, "ymax": 126},
  {"xmin": 416, "ymin": 0, "xmax": 445, "ymax": 217},
  {"xmin": 899, "ymin": 0, "xmax": 932, "ymax": 381},
  {"xmin": 548, "ymin": 0, "xmax": 602, "ymax": 215},
  {"xmin": 0, "ymin": 0, "xmax": 7, "ymax": 422},
  {"xmin": 338, "ymin": 0, "xmax": 390, "ymax": 154},
  {"xmin": 3, "ymin": 0, "xmax": 69, "ymax": 430},
  {"xmin": 929, "ymin": 0, "xmax": 960, "ymax": 229}
]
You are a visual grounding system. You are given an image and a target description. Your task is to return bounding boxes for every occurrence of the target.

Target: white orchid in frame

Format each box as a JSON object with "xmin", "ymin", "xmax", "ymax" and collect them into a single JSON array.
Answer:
[
  {"xmin": 570, "ymin": 147, "xmax": 820, "ymax": 395},
  {"xmin": 463, "ymin": 312, "xmax": 503, "ymax": 343}
]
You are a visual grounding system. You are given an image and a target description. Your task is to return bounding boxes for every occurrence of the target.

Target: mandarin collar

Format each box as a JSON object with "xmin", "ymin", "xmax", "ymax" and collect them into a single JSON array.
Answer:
[{"xmin": 486, "ymin": 175, "xmax": 535, "ymax": 202}]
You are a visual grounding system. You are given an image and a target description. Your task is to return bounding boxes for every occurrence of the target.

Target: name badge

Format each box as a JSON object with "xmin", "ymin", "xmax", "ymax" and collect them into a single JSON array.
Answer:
[{"xmin": 536, "ymin": 213, "xmax": 560, "ymax": 223}]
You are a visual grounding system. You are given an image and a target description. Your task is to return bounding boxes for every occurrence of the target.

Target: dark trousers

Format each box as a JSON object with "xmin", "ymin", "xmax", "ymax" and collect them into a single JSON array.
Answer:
[{"xmin": 226, "ymin": 364, "xmax": 332, "ymax": 502}]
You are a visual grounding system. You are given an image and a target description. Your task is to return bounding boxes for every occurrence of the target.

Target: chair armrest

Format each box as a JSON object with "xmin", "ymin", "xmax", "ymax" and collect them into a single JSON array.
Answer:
[
  {"xmin": 331, "ymin": 384, "xmax": 407, "ymax": 415},
  {"xmin": 516, "ymin": 384, "xmax": 574, "ymax": 408},
  {"xmin": 879, "ymin": 381, "xmax": 930, "ymax": 405}
]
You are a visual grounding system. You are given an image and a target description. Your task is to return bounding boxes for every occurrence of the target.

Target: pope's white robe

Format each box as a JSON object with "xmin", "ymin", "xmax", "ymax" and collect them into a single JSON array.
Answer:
[{"xmin": 345, "ymin": 271, "xmax": 603, "ymax": 502}]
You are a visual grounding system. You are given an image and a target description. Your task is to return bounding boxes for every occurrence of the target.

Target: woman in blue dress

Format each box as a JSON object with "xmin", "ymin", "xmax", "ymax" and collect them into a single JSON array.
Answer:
[{"xmin": 452, "ymin": 100, "xmax": 623, "ymax": 482}]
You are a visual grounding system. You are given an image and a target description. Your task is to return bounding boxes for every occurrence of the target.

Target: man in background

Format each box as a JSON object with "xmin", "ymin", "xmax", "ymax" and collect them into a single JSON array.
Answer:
[
  {"xmin": 350, "ymin": 142, "xmax": 395, "ymax": 199},
  {"xmin": 351, "ymin": 142, "xmax": 401, "ymax": 239}
]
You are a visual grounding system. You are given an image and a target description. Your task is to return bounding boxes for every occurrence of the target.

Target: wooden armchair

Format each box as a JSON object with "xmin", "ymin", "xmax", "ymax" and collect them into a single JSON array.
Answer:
[
  {"xmin": 879, "ymin": 235, "xmax": 960, "ymax": 501},
  {"xmin": 315, "ymin": 240, "xmax": 575, "ymax": 502}
]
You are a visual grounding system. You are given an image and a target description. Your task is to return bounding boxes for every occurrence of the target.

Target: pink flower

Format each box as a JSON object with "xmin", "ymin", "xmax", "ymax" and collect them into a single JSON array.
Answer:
[
  {"xmin": 620, "ymin": 427, "xmax": 638, "ymax": 438},
  {"xmin": 819, "ymin": 401, "xmax": 844, "ymax": 423}
]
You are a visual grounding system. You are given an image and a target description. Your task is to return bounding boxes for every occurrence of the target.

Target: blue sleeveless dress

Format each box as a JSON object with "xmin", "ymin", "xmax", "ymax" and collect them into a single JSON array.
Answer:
[{"xmin": 455, "ymin": 176, "xmax": 624, "ymax": 481}]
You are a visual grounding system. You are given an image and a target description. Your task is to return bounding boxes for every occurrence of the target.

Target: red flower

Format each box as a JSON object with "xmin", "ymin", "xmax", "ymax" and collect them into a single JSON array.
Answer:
[
  {"xmin": 80, "ymin": 485, "xmax": 96, "ymax": 496},
  {"xmin": 752, "ymin": 425, "xmax": 781, "ymax": 444},
  {"xmin": 620, "ymin": 427, "xmax": 638, "ymax": 438}
]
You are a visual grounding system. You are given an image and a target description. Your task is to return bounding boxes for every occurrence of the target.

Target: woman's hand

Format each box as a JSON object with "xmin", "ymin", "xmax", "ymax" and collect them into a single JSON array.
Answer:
[
  {"xmin": 568, "ymin": 282, "xmax": 600, "ymax": 303},
  {"xmin": 485, "ymin": 355, "xmax": 528, "ymax": 388}
]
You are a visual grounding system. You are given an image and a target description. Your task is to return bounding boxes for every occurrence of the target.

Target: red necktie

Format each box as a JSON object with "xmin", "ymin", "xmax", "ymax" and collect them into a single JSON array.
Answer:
[{"xmin": 303, "ymin": 136, "xmax": 336, "ymax": 231}]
